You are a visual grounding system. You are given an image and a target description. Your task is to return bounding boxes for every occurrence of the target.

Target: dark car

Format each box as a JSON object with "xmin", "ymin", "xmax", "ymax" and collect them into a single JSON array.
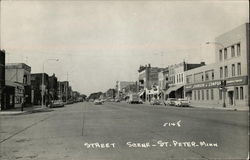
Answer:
[{"xmin": 50, "ymin": 100, "xmax": 64, "ymax": 108}]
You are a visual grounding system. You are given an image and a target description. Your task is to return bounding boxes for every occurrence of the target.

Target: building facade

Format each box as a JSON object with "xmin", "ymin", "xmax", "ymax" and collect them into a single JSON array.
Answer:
[
  {"xmin": 185, "ymin": 23, "xmax": 249, "ymax": 108},
  {"xmin": 57, "ymin": 81, "xmax": 70, "ymax": 102},
  {"xmin": 48, "ymin": 74, "xmax": 58, "ymax": 100},
  {"xmin": 116, "ymin": 81, "xmax": 136, "ymax": 99},
  {"xmin": 138, "ymin": 64, "xmax": 164, "ymax": 102},
  {"xmin": 166, "ymin": 61, "xmax": 205, "ymax": 99},
  {"xmin": 31, "ymin": 73, "xmax": 49, "ymax": 105},
  {"xmin": 158, "ymin": 67, "xmax": 169, "ymax": 101},
  {"xmin": 5, "ymin": 63, "xmax": 31, "ymax": 108}
]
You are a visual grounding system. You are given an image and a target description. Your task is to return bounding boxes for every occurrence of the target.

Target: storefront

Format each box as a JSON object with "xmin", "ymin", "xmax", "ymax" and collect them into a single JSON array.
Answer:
[
  {"xmin": 165, "ymin": 84, "xmax": 184, "ymax": 99},
  {"xmin": 185, "ymin": 76, "xmax": 248, "ymax": 108}
]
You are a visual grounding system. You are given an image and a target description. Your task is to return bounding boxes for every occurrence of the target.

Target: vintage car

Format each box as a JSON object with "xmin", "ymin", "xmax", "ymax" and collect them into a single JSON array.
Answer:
[{"xmin": 174, "ymin": 99, "xmax": 190, "ymax": 107}]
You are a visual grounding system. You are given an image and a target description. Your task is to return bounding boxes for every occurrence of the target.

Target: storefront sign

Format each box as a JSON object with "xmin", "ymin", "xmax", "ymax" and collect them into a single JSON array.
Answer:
[{"xmin": 185, "ymin": 76, "xmax": 248, "ymax": 92}]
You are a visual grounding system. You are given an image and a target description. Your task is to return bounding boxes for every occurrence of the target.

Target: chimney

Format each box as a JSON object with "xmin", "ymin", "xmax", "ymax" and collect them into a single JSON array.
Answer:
[{"xmin": 148, "ymin": 64, "xmax": 151, "ymax": 68}]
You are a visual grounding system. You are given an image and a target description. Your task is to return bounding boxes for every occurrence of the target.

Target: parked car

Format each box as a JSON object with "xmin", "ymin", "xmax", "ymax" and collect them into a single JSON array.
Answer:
[
  {"xmin": 50, "ymin": 100, "xmax": 64, "ymax": 108},
  {"xmin": 128, "ymin": 94, "xmax": 140, "ymax": 104},
  {"xmin": 166, "ymin": 98, "xmax": 177, "ymax": 106},
  {"xmin": 174, "ymin": 99, "xmax": 190, "ymax": 107},
  {"xmin": 115, "ymin": 99, "xmax": 120, "ymax": 102},
  {"xmin": 139, "ymin": 99, "xmax": 144, "ymax": 104},
  {"xmin": 150, "ymin": 99, "xmax": 161, "ymax": 105},
  {"xmin": 94, "ymin": 99, "xmax": 103, "ymax": 105}
]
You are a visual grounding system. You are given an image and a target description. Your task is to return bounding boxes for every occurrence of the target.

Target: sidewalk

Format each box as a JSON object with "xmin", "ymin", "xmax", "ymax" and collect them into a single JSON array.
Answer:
[
  {"xmin": 0, "ymin": 105, "xmax": 52, "ymax": 116},
  {"xmin": 139, "ymin": 101, "xmax": 249, "ymax": 111},
  {"xmin": 189, "ymin": 103, "xmax": 249, "ymax": 111}
]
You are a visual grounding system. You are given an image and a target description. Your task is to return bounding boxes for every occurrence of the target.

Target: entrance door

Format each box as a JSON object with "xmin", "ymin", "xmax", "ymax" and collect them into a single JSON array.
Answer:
[{"xmin": 228, "ymin": 91, "xmax": 234, "ymax": 105}]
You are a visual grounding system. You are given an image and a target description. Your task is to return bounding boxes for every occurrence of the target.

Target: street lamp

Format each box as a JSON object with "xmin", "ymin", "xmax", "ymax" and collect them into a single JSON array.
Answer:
[
  {"xmin": 42, "ymin": 58, "xmax": 59, "ymax": 107},
  {"xmin": 206, "ymin": 42, "xmax": 226, "ymax": 108}
]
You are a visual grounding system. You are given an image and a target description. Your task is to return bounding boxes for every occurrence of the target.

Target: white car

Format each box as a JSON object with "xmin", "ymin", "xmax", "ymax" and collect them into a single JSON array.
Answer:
[
  {"xmin": 94, "ymin": 99, "xmax": 103, "ymax": 105},
  {"xmin": 174, "ymin": 99, "xmax": 190, "ymax": 107}
]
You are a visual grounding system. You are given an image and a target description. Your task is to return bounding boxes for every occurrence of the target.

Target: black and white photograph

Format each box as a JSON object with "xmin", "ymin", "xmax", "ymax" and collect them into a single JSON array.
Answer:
[{"xmin": 0, "ymin": 0, "xmax": 249, "ymax": 159}]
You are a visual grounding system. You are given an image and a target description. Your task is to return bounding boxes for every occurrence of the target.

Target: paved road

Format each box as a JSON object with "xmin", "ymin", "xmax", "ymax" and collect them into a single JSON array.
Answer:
[{"xmin": 0, "ymin": 102, "xmax": 248, "ymax": 160}]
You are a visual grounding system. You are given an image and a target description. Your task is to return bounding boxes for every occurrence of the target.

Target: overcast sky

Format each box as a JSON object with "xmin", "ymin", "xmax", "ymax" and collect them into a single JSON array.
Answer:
[{"xmin": 0, "ymin": 0, "xmax": 248, "ymax": 95}]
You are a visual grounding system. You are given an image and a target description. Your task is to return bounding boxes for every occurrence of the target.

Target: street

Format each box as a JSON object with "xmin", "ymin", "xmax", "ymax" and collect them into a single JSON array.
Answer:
[{"xmin": 0, "ymin": 102, "xmax": 248, "ymax": 160}]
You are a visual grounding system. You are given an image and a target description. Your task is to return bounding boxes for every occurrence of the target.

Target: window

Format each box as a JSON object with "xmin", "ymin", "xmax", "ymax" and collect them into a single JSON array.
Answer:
[
  {"xmin": 205, "ymin": 73, "xmax": 209, "ymax": 81},
  {"xmin": 219, "ymin": 90, "xmax": 222, "ymax": 100},
  {"xmin": 235, "ymin": 87, "xmax": 239, "ymax": 100},
  {"xmin": 201, "ymin": 75, "xmax": 204, "ymax": 81},
  {"xmin": 194, "ymin": 90, "xmax": 196, "ymax": 100},
  {"xmin": 237, "ymin": 43, "xmax": 241, "ymax": 56},
  {"xmin": 198, "ymin": 90, "xmax": 200, "ymax": 100},
  {"xmin": 206, "ymin": 90, "xmax": 209, "ymax": 100},
  {"xmin": 201, "ymin": 90, "xmax": 204, "ymax": 100},
  {"xmin": 212, "ymin": 71, "xmax": 214, "ymax": 80},
  {"xmin": 240, "ymin": 87, "xmax": 244, "ymax": 100},
  {"xmin": 220, "ymin": 67, "xmax": 223, "ymax": 79},
  {"xmin": 219, "ymin": 50, "xmax": 223, "ymax": 61},
  {"xmin": 231, "ymin": 46, "xmax": 235, "ymax": 57},
  {"xmin": 224, "ymin": 66, "xmax": 228, "ymax": 78},
  {"xmin": 237, "ymin": 63, "xmax": 241, "ymax": 75},
  {"xmin": 232, "ymin": 64, "xmax": 235, "ymax": 77},
  {"xmin": 211, "ymin": 89, "xmax": 214, "ymax": 100},
  {"xmin": 224, "ymin": 48, "xmax": 227, "ymax": 59}
]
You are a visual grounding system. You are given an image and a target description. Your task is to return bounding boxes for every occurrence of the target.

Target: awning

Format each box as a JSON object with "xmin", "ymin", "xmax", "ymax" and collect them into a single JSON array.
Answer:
[
  {"xmin": 138, "ymin": 90, "xmax": 145, "ymax": 97},
  {"xmin": 166, "ymin": 85, "xmax": 184, "ymax": 95}
]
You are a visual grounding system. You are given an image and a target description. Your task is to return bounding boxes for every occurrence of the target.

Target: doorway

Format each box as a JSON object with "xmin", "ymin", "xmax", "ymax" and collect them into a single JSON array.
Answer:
[{"xmin": 228, "ymin": 91, "xmax": 234, "ymax": 105}]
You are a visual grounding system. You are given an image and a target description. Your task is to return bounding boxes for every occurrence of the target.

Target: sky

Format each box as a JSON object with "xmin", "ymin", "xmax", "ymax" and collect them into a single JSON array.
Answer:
[{"xmin": 0, "ymin": 0, "xmax": 249, "ymax": 95}]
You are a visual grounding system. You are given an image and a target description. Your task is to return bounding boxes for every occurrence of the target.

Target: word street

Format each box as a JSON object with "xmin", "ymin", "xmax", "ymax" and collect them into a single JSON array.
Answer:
[{"xmin": 84, "ymin": 142, "xmax": 116, "ymax": 149}]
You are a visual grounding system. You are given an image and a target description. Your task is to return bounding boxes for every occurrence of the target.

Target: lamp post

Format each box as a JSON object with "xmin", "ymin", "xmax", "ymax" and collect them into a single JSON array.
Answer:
[
  {"xmin": 42, "ymin": 58, "xmax": 59, "ymax": 107},
  {"xmin": 206, "ymin": 42, "xmax": 226, "ymax": 108}
]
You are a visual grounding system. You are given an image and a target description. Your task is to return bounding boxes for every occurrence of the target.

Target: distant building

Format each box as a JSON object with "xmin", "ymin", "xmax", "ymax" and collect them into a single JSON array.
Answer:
[
  {"xmin": 106, "ymin": 88, "xmax": 116, "ymax": 99},
  {"xmin": 158, "ymin": 67, "xmax": 169, "ymax": 101},
  {"xmin": 48, "ymin": 74, "xmax": 58, "ymax": 100},
  {"xmin": 138, "ymin": 64, "xmax": 164, "ymax": 102},
  {"xmin": 116, "ymin": 81, "xmax": 136, "ymax": 99},
  {"xmin": 31, "ymin": 73, "xmax": 49, "ymax": 105},
  {"xmin": 185, "ymin": 23, "xmax": 249, "ymax": 108},
  {"xmin": 5, "ymin": 63, "xmax": 31, "ymax": 108},
  {"xmin": 57, "ymin": 81, "xmax": 70, "ymax": 102},
  {"xmin": 166, "ymin": 61, "xmax": 205, "ymax": 99}
]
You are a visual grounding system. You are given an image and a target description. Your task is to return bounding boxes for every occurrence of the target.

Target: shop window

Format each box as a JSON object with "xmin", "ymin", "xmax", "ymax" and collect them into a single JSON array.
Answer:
[
  {"xmin": 231, "ymin": 45, "xmax": 235, "ymax": 57},
  {"xmin": 219, "ymin": 50, "xmax": 223, "ymax": 61},
  {"xmin": 237, "ymin": 63, "xmax": 241, "ymax": 75},
  {"xmin": 232, "ymin": 64, "xmax": 235, "ymax": 77},
  {"xmin": 211, "ymin": 89, "xmax": 214, "ymax": 100},
  {"xmin": 219, "ymin": 90, "xmax": 222, "ymax": 100},
  {"xmin": 201, "ymin": 90, "xmax": 204, "ymax": 100},
  {"xmin": 235, "ymin": 87, "xmax": 239, "ymax": 100},
  {"xmin": 224, "ymin": 66, "xmax": 228, "ymax": 78},
  {"xmin": 240, "ymin": 87, "xmax": 244, "ymax": 100},
  {"xmin": 237, "ymin": 43, "xmax": 240, "ymax": 56},
  {"xmin": 224, "ymin": 48, "xmax": 227, "ymax": 60},
  {"xmin": 206, "ymin": 90, "xmax": 209, "ymax": 100}
]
